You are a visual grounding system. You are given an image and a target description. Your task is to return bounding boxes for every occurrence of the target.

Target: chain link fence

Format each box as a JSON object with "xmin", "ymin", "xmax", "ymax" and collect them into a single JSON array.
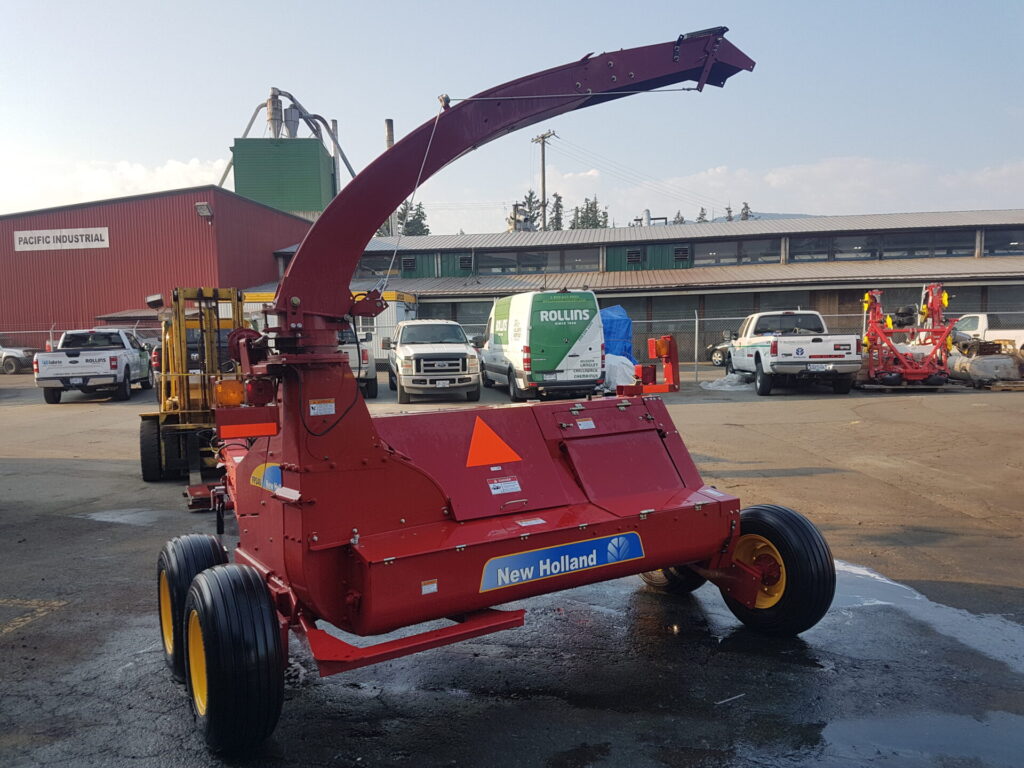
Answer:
[{"xmin": 5, "ymin": 308, "xmax": 1022, "ymax": 378}]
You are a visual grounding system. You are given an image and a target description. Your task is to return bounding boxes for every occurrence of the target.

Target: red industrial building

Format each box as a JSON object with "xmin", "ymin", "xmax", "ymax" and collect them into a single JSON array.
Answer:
[{"xmin": 0, "ymin": 186, "xmax": 311, "ymax": 335}]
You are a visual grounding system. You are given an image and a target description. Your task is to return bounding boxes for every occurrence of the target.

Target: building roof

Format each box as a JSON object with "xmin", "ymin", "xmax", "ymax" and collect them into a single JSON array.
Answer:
[
  {"xmin": 248, "ymin": 255, "xmax": 1024, "ymax": 300},
  {"xmin": 266, "ymin": 209, "xmax": 1024, "ymax": 256},
  {"xmin": 0, "ymin": 185, "xmax": 313, "ymax": 224}
]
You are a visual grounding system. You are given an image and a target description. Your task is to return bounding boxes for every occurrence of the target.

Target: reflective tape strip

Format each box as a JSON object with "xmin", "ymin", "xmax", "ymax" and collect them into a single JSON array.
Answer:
[{"xmin": 220, "ymin": 422, "xmax": 278, "ymax": 438}]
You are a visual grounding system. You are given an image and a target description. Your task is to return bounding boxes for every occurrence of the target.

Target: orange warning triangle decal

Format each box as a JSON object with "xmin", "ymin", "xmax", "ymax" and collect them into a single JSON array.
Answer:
[{"xmin": 466, "ymin": 416, "xmax": 522, "ymax": 467}]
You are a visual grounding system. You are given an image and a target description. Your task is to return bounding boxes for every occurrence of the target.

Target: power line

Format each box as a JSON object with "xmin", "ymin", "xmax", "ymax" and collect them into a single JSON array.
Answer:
[{"xmin": 549, "ymin": 135, "xmax": 733, "ymax": 211}]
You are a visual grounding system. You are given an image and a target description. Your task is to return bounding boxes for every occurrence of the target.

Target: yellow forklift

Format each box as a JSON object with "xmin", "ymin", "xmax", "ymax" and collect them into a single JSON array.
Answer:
[{"xmin": 139, "ymin": 287, "xmax": 247, "ymax": 486}]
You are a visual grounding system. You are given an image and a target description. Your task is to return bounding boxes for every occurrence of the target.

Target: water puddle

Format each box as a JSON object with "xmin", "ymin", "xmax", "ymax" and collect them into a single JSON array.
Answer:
[{"xmin": 824, "ymin": 711, "xmax": 1024, "ymax": 768}]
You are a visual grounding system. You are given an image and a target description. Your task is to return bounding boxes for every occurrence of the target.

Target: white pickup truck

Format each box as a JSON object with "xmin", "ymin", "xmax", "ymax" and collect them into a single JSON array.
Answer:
[
  {"xmin": 952, "ymin": 312, "xmax": 1024, "ymax": 352},
  {"xmin": 727, "ymin": 310, "xmax": 862, "ymax": 395},
  {"xmin": 33, "ymin": 328, "xmax": 154, "ymax": 404},
  {"xmin": 338, "ymin": 327, "xmax": 378, "ymax": 398},
  {"xmin": 382, "ymin": 319, "xmax": 481, "ymax": 404}
]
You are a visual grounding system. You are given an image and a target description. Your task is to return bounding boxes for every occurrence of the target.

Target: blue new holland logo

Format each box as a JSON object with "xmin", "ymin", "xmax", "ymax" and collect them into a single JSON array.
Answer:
[{"xmin": 480, "ymin": 532, "xmax": 644, "ymax": 592}]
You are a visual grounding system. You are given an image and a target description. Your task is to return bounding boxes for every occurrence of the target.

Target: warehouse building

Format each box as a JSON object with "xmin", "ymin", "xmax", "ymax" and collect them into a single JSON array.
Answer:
[
  {"xmin": 250, "ymin": 209, "xmax": 1024, "ymax": 364},
  {"xmin": 265, "ymin": 208, "xmax": 1024, "ymax": 327},
  {"xmin": 0, "ymin": 186, "xmax": 311, "ymax": 338}
]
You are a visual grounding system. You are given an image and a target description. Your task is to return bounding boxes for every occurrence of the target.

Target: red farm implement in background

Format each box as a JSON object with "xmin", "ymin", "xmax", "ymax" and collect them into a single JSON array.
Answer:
[
  {"xmin": 617, "ymin": 335, "xmax": 681, "ymax": 395},
  {"xmin": 155, "ymin": 29, "xmax": 837, "ymax": 755},
  {"xmin": 861, "ymin": 282, "xmax": 955, "ymax": 388}
]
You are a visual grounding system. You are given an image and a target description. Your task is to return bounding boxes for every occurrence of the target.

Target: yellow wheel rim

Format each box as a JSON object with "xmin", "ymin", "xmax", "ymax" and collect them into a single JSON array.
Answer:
[
  {"xmin": 187, "ymin": 610, "xmax": 209, "ymax": 716},
  {"xmin": 158, "ymin": 571, "xmax": 173, "ymax": 656},
  {"xmin": 734, "ymin": 534, "xmax": 786, "ymax": 609}
]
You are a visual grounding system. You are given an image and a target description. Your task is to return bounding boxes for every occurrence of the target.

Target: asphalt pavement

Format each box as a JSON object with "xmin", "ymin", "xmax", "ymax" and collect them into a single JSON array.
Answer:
[{"xmin": 1, "ymin": 371, "xmax": 1022, "ymax": 768}]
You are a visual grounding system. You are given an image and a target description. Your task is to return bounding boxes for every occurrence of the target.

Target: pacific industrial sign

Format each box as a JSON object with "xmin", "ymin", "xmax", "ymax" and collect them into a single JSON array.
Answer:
[{"xmin": 14, "ymin": 227, "xmax": 110, "ymax": 251}]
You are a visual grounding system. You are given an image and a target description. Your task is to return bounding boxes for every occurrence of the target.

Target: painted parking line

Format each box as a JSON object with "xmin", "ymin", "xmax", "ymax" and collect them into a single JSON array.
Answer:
[{"xmin": 0, "ymin": 598, "xmax": 69, "ymax": 636}]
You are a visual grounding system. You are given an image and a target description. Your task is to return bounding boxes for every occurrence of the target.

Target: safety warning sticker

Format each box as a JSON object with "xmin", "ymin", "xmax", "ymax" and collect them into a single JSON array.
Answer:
[
  {"xmin": 421, "ymin": 579, "xmax": 438, "ymax": 595},
  {"xmin": 309, "ymin": 398, "xmax": 335, "ymax": 416},
  {"xmin": 576, "ymin": 418, "xmax": 596, "ymax": 430},
  {"xmin": 487, "ymin": 476, "xmax": 521, "ymax": 495}
]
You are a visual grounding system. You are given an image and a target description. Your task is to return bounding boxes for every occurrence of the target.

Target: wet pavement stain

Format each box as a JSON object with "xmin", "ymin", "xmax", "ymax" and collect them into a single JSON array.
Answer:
[{"xmin": 2, "ymin": 561, "xmax": 1023, "ymax": 767}]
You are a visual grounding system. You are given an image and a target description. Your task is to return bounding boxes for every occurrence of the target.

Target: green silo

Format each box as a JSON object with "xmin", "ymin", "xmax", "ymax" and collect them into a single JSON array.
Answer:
[{"xmin": 231, "ymin": 138, "xmax": 336, "ymax": 217}]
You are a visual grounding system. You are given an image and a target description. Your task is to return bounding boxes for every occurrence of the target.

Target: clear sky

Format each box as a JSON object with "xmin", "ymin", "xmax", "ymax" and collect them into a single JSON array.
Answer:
[{"xmin": 3, "ymin": 1, "xmax": 1022, "ymax": 234}]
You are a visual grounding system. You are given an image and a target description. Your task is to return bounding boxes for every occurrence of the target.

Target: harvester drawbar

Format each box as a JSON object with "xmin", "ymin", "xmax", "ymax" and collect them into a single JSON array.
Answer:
[{"xmin": 156, "ymin": 29, "xmax": 836, "ymax": 753}]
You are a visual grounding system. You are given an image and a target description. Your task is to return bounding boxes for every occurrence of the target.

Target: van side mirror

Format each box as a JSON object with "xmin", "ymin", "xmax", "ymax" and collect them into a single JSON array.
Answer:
[
  {"xmin": 472, "ymin": 335, "xmax": 485, "ymax": 349},
  {"xmin": 362, "ymin": 332, "xmax": 373, "ymax": 342},
  {"xmin": 381, "ymin": 338, "xmax": 392, "ymax": 350}
]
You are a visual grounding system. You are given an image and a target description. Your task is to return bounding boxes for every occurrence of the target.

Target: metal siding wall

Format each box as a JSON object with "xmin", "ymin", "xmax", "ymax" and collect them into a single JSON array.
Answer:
[
  {"xmin": 0, "ymin": 191, "xmax": 219, "ymax": 329},
  {"xmin": 212, "ymin": 189, "xmax": 312, "ymax": 289}
]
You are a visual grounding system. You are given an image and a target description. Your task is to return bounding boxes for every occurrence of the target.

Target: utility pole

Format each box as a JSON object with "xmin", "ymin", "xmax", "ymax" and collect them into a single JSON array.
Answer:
[
  {"xmin": 385, "ymin": 119, "xmax": 398, "ymax": 237},
  {"xmin": 531, "ymin": 130, "xmax": 556, "ymax": 229}
]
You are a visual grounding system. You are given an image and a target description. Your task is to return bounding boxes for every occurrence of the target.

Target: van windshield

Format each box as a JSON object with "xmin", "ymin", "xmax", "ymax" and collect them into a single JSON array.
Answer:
[{"xmin": 401, "ymin": 324, "xmax": 467, "ymax": 344}]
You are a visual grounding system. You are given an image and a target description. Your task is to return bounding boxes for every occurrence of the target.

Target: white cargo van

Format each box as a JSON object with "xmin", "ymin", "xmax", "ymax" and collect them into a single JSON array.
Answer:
[{"xmin": 480, "ymin": 289, "xmax": 604, "ymax": 401}]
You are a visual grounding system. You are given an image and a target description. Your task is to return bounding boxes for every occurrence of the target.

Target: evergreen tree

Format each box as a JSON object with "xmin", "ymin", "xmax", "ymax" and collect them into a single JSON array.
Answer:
[
  {"xmin": 395, "ymin": 201, "xmax": 430, "ymax": 236},
  {"xmin": 547, "ymin": 192, "xmax": 564, "ymax": 231},
  {"xmin": 672, "ymin": 210, "xmax": 685, "ymax": 224},
  {"xmin": 725, "ymin": 206, "xmax": 733, "ymax": 222},
  {"xmin": 569, "ymin": 195, "xmax": 609, "ymax": 229},
  {"xmin": 740, "ymin": 202, "xmax": 752, "ymax": 221},
  {"xmin": 696, "ymin": 207, "xmax": 708, "ymax": 223}
]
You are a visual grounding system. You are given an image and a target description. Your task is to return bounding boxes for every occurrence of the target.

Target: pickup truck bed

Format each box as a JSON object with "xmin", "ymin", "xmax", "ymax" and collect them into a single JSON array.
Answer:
[{"xmin": 728, "ymin": 311, "xmax": 862, "ymax": 395}]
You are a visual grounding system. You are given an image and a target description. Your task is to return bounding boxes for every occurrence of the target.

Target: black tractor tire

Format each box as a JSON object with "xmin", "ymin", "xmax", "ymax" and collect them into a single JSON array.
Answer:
[
  {"xmin": 157, "ymin": 534, "xmax": 228, "ymax": 681},
  {"xmin": 43, "ymin": 388, "xmax": 62, "ymax": 404},
  {"xmin": 183, "ymin": 564, "xmax": 284, "ymax": 754},
  {"xmin": 140, "ymin": 419, "xmax": 163, "ymax": 482},
  {"xmin": 396, "ymin": 378, "xmax": 411, "ymax": 404},
  {"xmin": 832, "ymin": 376, "xmax": 854, "ymax": 395},
  {"xmin": 141, "ymin": 365, "xmax": 154, "ymax": 390},
  {"xmin": 362, "ymin": 375, "xmax": 378, "ymax": 399},
  {"xmin": 640, "ymin": 565, "xmax": 708, "ymax": 594},
  {"xmin": 2, "ymin": 357, "xmax": 19, "ymax": 375},
  {"xmin": 114, "ymin": 368, "xmax": 132, "ymax": 401},
  {"xmin": 466, "ymin": 385, "xmax": 481, "ymax": 402},
  {"xmin": 509, "ymin": 368, "xmax": 527, "ymax": 402},
  {"xmin": 754, "ymin": 359, "xmax": 773, "ymax": 396},
  {"xmin": 722, "ymin": 505, "xmax": 835, "ymax": 636}
]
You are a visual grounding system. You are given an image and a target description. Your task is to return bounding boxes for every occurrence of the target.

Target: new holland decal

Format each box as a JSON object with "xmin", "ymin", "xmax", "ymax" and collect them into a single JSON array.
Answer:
[{"xmin": 479, "ymin": 532, "xmax": 644, "ymax": 592}]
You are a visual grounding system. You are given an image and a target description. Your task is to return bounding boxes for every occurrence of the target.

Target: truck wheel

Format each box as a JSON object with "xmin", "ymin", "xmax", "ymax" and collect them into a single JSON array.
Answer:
[
  {"xmin": 722, "ymin": 505, "xmax": 835, "ymax": 636},
  {"xmin": 2, "ymin": 358, "xmax": 18, "ymax": 375},
  {"xmin": 157, "ymin": 534, "xmax": 227, "ymax": 681},
  {"xmin": 183, "ymin": 564, "xmax": 284, "ymax": 754},
  {"xmin": 509, "ymin": 368, "xmax": 527, "ymax": 402},
  {"xmin": 832, "ymin": 376, "xmax": 854, "ymax": 394},
  {"xmin": 114, "ymin": 368, "xmax": 132, "ymax": 401},
  {"xmin": 140, "ymin": 419, "xmax": 163, "ymax": 481},
  {"xmin": 640, "ymin": 565, "xmax": 707, "ymax": 594},
  {"xmin": 388, "ymin": 371, "xmax": 397, "ymax": 391},
  {"xmin": 141, "ymin": 365, "xmax": 154, "ymax": 390},
  {"xmin": 725, "ymin": 355, "xmax": 735, "ymax": 375},
  {"xmin": 396, "ymin": 378, "xmax": 411, "ymax": 404},
  {"xmin": 711, "ymin": 349, "xmax": 725, "ymax": 367},
  {"xmin": 362, "ymin": 375, "xmax": 378, "ymax": 399},
  {"xmin": 43, "ymin": 388, "xmax": 62, "ymax": 404},
  {"xmin": 754, "ymin": 359, "xmax": 773, "ymax": 396},
  {"xmin": 466, "ymin": 385, "xmax": 481, "ymax": 402}
]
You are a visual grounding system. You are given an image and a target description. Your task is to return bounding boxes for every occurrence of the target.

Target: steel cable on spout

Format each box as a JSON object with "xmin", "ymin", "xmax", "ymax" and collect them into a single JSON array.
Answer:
[{"xmin": 378, "ymin": 105, "xmax": 445, "ymax": 294}]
